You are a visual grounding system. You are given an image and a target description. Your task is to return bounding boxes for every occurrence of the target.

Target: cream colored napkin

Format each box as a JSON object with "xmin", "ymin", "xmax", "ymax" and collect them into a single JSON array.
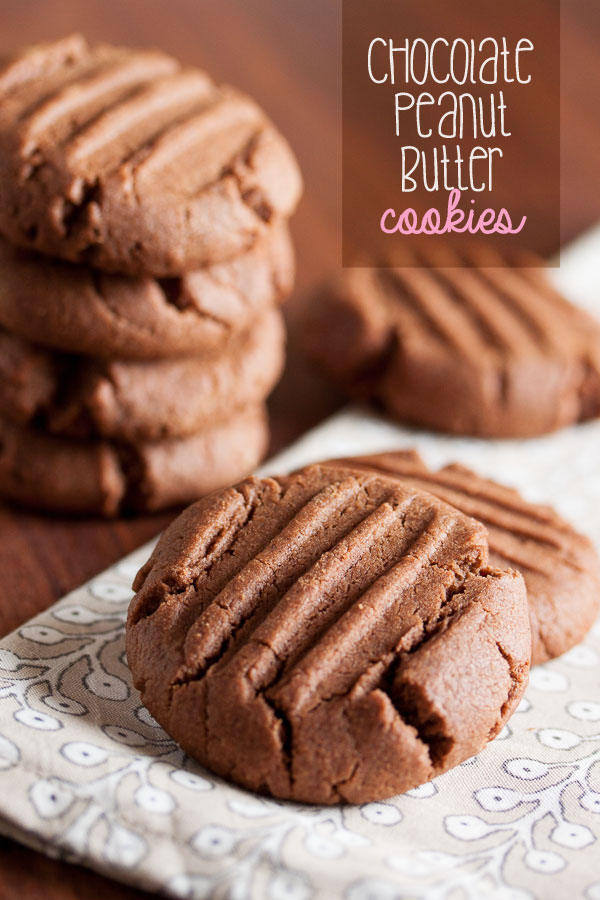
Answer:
[{"xmin": 0, "ymin": 232, "xmax": 599, "ymax": 899}]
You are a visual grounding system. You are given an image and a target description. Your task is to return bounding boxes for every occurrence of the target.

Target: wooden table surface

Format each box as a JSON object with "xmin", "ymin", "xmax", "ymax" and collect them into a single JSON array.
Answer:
[{"xmin": 0, "ymin": 0, "xmax": 598, "ymax": 895}]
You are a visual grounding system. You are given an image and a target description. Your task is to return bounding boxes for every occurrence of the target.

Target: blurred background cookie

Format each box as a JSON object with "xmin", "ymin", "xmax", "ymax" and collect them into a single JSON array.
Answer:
[{"xmin": 305, "ymin": 249, "xmax": 600, "ymax": 437}]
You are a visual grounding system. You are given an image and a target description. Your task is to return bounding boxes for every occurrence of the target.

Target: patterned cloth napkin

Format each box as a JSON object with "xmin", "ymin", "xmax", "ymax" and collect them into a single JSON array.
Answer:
[{"xmin": 1, "ymin": 231, "xmax": 600, "ymax": 899}]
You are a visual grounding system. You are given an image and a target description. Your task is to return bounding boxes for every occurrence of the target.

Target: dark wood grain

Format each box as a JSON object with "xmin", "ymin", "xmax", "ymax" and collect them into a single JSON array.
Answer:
[{"xmin": 0, "ymin": 0, "xmax": 598, "ymax": 895}]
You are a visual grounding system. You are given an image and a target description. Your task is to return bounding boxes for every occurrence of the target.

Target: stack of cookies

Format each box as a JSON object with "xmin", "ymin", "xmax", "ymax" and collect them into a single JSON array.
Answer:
[{"xmin": 0, "ymin": 35, "xmax": 302, "ymax": 515}]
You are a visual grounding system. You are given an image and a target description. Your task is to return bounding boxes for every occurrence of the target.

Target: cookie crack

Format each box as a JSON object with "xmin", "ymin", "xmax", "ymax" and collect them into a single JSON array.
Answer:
[
  {"xmin": 93, "ymin": 274, "xmax": 230, "ymax": 343},
  {"xmin": 259, "ymin": 692, "xmax": 295, "ymax": 790},
  {"xmin": 155, "ymin": 278, "xmax": 229, "ymax": 332},
  {"xmin": 333, "ymin": 759, "xmax": 360, "ymax": 804},
  {"xmin": 113, "ymin": 442, "xmax": 149, "ymax": 514},
  {"xmin": 57, "ymin": 178, "xmax": 102, "ymax": 241},
  {"xmin": 391, "ymin": 680, "xmax": 453, "ymax": 769},
  {"xmin": 16, "ymin": 347, "xmax": 95, "ymax": 440},
  {"xmin": 489, "ymin": 638, "xmax": 526, "ymax": 737}
]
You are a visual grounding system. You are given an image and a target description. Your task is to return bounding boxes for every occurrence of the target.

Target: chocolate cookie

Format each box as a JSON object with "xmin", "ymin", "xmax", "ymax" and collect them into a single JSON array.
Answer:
[
  {"xmin": 305, "ymin": 255, "xmax": 600, "ymax": 437},
  {"xmin": 0, "ymin": 35, "xmax": 302, "ymax": 275},
  {"xmin": 127, "ymin": 464, "xmax": 530, "ymax": 804},
  {"xmin": 0, "ymin": 224, "xmax": 293, "ymax": 360},
  {"xmin": 0, "ymin": 308, "xmax": 284, "ymax": 441},
  {"xmin": 0, "ymin": 406, "xmax": 268, "ymax": 516},
  {"xmin": 325, "ymin": 451, "xmax": 600, "ymax": 664}
]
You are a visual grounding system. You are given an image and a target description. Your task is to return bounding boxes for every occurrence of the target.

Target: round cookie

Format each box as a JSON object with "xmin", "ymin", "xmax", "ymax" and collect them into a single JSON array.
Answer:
[
  {"xmin": 0, "ymin": 35, "xmax": 302, "ymax": 275},
  {"xmin": 0, "ymin": 224, "xmax": 293, "ymax": 360},
  {"xmin": 0, "ymin": 308, "xmax": 285, "ymax": 441},
  {"xmin": 325, "ymin": 451, "xmax": 600, "ymax": 665},
  {"xmin": 0, "ymin": 406, "xmax": 268, "ymax": 516},
  {"xmin": 305, "ymin": 253, "xmax": 600, "ymax": 437},
  {"xmin": 127, "ymin": 464, "xmax": 530, "ymax": 804}
]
